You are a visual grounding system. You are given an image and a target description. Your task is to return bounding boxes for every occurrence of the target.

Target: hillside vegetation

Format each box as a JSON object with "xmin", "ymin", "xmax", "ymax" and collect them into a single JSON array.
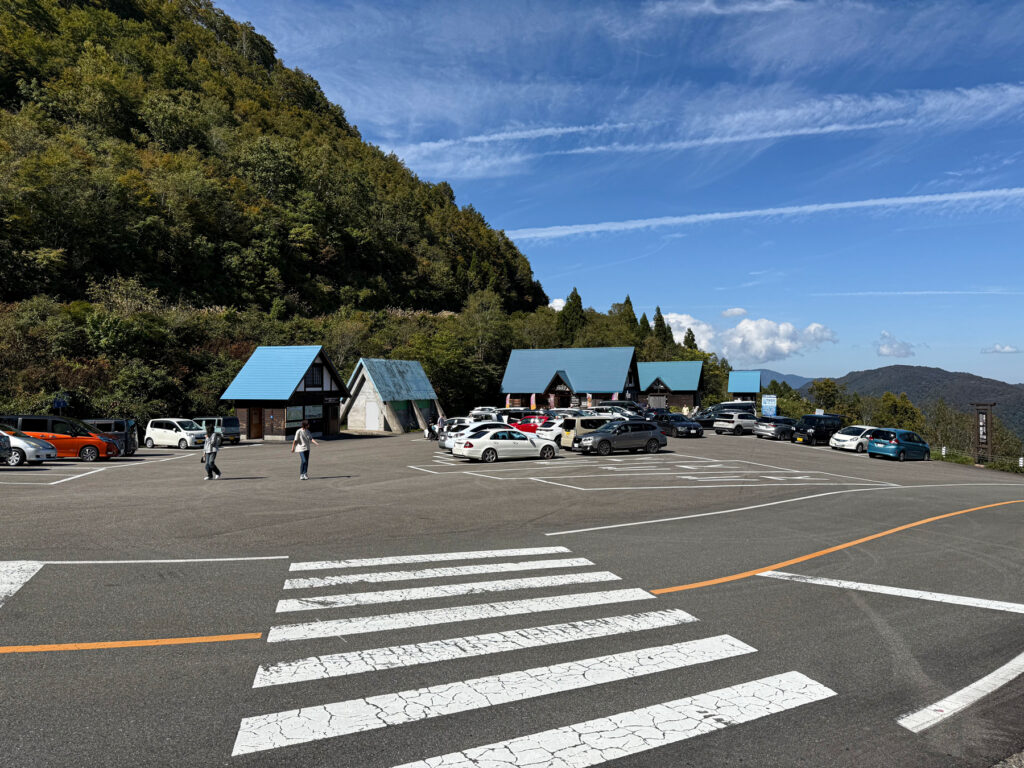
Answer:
[{"xmin": 1, "ymin": 0, "xmax": 546, "ymax": 313}]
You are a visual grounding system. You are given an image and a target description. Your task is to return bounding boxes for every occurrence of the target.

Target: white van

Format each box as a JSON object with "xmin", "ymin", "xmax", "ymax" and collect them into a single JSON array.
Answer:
[
  {"xmin": 144, "ymin": 418, "xmax": 206, "ymax": 449},
  {"xmin": 560, "ymin": 414, "xmax": 625, "ymax": 449}
]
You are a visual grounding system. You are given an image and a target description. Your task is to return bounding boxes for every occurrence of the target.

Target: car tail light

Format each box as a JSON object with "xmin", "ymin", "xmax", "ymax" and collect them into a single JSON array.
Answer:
[
  {"xmin": 889, "ymin": 438, "xmax": 898, "ymax": 445},
  {"xmin": 463, "ymin": 441, "xmax": 473, "ymax": 448}
]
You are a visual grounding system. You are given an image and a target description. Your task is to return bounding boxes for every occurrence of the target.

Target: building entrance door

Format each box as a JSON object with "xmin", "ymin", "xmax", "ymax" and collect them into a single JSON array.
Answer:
[
  {"xmin": 249, "ymin": 408, "xmax": 264, "ymax": 439},
  {"xmin": 326, "ymin": 404, "xmax": 340, "ymax": 434}
]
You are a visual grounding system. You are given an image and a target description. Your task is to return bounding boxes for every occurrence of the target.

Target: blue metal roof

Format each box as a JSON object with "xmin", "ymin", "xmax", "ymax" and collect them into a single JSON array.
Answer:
[
  {"xmin": 728, "ymin": 370, "xmax": 762, "ymax": 394},
  {"xmin": 638, "ymin": 361, "xmax": 703, "ymax": 392},
  {"xmin": 501, "ymin": 347, "xmax": 635, "ymax": 394},
  {"xmin": 221, "ymin": 346, "xmax": 324, "ymax": 401},
  {"xmin": 353, "ymin": 358, "xmax": 437, "ymax": 401}
]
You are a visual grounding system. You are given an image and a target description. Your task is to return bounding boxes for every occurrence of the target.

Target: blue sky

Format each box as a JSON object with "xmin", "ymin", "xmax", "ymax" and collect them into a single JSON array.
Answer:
[{"xmin": 219, "ymin": 0, "xmax": 1024, "ymax": 382}]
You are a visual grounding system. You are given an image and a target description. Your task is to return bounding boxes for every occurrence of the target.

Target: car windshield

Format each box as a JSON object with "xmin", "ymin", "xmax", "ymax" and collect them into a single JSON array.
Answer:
[
  {"xmin": 177, "ymin": 420, "xmax": 202, "ymax": 431},
  {"xmin": 0, "ymin": 424, "xmax": 33, "ymax": 438},
  {"xmin": 68, "ymin": 417, "xmax": 103, "ymax": 435},
  {"xmin": 838, "ymin": 427, "xmax": 865, "ymax": 436}
]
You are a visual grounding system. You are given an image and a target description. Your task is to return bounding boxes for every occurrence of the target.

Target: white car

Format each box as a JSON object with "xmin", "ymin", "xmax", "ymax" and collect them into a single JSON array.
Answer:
[
  {"xmin": 829, "ymin": 425, "xmax": 876, "ymax": 453},
  {"xmin": 535, "ymin": 418, "xmax": 565, "ymax": 446},
  {"xmin": 440, "ymin": 420, "xmax": 509, "ymax": 451},
  {"xmin": 1, "ymin": 425, "xmax": 58, "ymax": 466},
  {"xmin": 453, "ymin": 428, "xmax": 559, "ymax": 462},
  {"xmin": 469, "ymin": 406, "xmax": 498, "ymax": 418},
  {"xmin": 713, "ymin": 412, "xmax": 758, "ymax": 435},
  {"xmin": 144, "ymin": 418, "xmax": 206, "ymax": 449}
]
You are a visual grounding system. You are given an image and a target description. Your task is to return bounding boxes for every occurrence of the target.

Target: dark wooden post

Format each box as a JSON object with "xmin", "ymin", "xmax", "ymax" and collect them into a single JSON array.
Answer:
[{"xmin": 971, "ymin": 402, "xmax": 995, "ymax": 465}]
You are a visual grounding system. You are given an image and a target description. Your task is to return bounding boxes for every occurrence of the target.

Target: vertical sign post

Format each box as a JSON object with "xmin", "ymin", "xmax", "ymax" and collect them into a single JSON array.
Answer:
[{"xmin": 971, "ymin": 402, "xmax": 995, "ymax": 465}]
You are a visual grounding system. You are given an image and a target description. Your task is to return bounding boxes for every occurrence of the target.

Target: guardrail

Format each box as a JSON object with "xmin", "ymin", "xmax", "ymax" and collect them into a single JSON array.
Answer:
[{"xmin": 933, "ymin": 446, "xmax": 1024, "ymax": 474}]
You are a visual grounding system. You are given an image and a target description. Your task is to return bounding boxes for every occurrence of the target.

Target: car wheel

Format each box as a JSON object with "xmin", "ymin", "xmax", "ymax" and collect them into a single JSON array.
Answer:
[
  {"xmin": 923, "ymin": 450, "xmax": 930, "ymax": 461},
  {"xmin": 597, "ymin": 441, "xmax": 612, "ymax": 456},
  {"xmin": 178, "ymin": 439, "xmax": 189, "ymax": 450},
  {"xmin": 645, "ymin": 439, "xmax": 660, "ymax": 454},
  {"xmin": 540, "ymin": 445, "xmax": 555, "ymax": 460},
  {"xmin": 733, "ymin": 426, "xmax": 742, "ymax": 436},
  {"xmin": 7, "ymin": 448, "xmax": 25, "ymax": 467},
  {"xmin": 869, "ymin": 452, "xmax": 878, "ymax": 459},
  {"xmin": 715, "ymin": 430, "xmax": 723, "ymax": 435},
  {"xmin": 481, "ymin": 448, "xmax": 497, "ymax": 463},
  {"xmin": 145, "ymin": 438, "xmax": 154, "ymax": 448},
  {"xmin": 672, "ymin": 427, "xmax": 679, "ymax": 438},
  {"xmin": 897, "ymin": 451, "xmax": 906, "ymax": 462},
  {"xmin": 79, "ymin": 445, "xmax": 99, "ymax": 462},
  {"xmin": 855, "ymin": 443, "xmax": 865, "ymax": 453}
]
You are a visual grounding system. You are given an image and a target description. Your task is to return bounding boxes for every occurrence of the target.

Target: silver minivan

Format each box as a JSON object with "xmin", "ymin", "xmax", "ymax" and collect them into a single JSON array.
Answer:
[{"xmin": 192, "ymin": 416, "xmax": 241, "ymax": 444}]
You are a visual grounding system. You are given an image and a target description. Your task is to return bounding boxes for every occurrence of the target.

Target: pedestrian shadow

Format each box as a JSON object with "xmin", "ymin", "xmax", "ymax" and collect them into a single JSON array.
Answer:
[
  {"xmin": 309, "ymin": 475, "xmax": 354, "ymax": 480},
  {"xmin": 210, "ymin": 476, "xmax": 267, "ymax": 481}
]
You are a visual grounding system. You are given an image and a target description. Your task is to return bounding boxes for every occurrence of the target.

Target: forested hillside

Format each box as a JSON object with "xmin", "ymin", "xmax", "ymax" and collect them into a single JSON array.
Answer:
[{"xmin": 0, "ymin": 0, "xmax": 546, "ymax": 313}]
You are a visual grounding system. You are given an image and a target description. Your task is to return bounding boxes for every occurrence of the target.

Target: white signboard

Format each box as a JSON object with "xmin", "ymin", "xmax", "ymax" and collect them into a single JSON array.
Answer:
[{"xmin": 762, "ymin": 395, "xmax": 777, "ymax": 417}]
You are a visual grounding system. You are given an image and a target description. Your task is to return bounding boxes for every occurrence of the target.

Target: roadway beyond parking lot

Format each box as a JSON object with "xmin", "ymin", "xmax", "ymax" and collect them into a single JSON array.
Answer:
[{"xmin": 1, "ymin": 433, "xmax": 1022, "ymax": 767}]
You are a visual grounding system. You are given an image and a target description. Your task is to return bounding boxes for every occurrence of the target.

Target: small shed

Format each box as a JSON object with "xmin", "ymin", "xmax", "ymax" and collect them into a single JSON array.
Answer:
[
  {"xmin": 727, "ymin": 370, "xmax": 761, "ymax": 402},
  {"xmin": 638, "ymin": 361, "xmax": 704, "ymax": 409},
  {"xmin": 341, "ymin": 358, "xmax": 444, "ymax": 433},
  {"xmin": 221, "ymin": 346, "xmax": 347, "ymax": 440},
  {"xmin": 500, "ymin": 347, "xmax": 639, "ymax": 409}
]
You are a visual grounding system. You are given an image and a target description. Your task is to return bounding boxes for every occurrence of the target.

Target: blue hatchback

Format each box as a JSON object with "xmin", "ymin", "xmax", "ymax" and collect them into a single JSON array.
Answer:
[{"xmin": 867, "ymin": 428, "xmax": 931, "ymax": 461}]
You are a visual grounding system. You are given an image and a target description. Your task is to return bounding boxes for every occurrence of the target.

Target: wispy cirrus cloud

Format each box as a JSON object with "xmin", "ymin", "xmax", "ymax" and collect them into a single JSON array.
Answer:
[
  {"xmin": 506, "ymin": 187, "xmax": 1024, "ymax": 240},
  {"xmin": 644, "ymin": 0, "xmax": 803, "ymax": 17}
]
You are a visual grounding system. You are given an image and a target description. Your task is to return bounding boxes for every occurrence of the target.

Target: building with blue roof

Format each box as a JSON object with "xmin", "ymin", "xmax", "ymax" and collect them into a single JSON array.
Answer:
[
  {"xmin": 638, "ymin": 361, "xmax": 704, "ymax": 409},
  {"xmin": 727, "ymin": 370, "xmax": 762, "ymax": 401},
  {"xmin": 341, "ymin": 358, "xmax": 444, "ymax": 433},
  {"xmin": 221, "ymin": 346, "xmax": 347, "ymax": 439},
  {"xmin": 500, "ymin": 347, "xmax": 639, "ymax": 408}
]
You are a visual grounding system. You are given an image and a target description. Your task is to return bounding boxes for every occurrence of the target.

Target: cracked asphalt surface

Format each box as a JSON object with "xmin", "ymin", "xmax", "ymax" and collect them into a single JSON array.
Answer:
[{"xmin": 1, "ymin": 433, "xmax": 1022, "ymax": 767}]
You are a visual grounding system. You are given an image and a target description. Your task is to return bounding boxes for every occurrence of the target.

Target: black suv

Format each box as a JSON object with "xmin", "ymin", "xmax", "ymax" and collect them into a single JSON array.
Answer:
[
  {"xmin": 657, "ymin": 413, "xmax": 704, "ymax": 438},
  {"xmin": 792, "ymin": 414, "xmax": 842, "ymax": 445}
]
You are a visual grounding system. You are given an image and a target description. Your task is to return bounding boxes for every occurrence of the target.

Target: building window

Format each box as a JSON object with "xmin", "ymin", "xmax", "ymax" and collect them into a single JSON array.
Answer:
[{"xmin": 306, "ymin": 364, "xmax": 324, "ymax": 388}]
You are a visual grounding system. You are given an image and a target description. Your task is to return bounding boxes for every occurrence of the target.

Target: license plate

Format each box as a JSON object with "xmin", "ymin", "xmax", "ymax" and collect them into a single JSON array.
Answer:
[
  {"xmin": 690, "ymin": 429, "xmax": 697, "ymax": 434},
  {"xmin": 796, "ymin": 437, "xmax": 804, "ymax": 442}
]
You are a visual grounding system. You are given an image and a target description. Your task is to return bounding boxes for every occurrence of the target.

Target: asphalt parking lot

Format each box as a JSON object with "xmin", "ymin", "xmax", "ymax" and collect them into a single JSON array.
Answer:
[{"xmin": 1, "ymin": 433, "xmax": 1022, "ymax": 767}]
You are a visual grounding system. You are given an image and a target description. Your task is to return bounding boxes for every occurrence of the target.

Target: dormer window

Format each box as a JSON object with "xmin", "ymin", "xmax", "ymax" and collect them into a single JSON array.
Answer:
[{"xmin": 305, "ymin": 364, "xmax": 324, "ymax": 388}]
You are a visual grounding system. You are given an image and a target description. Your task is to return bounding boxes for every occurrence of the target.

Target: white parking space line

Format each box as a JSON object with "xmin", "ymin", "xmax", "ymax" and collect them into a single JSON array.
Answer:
[
  {"xmin": 232, "ymin": 635, "xmax": 756, "ymax": 755},
  {"xmin": 759, "ymin": 571, "xmax": 1024, "ymax": 614},
  {"xmin": 284, "ymin": 557, "xmax": 594, "ymax": 589},
  {"xmin": 0, "ymin": 561, "xmax": 45, "ymax": 609},
  {"xmin": 276, "ymin": 572, "xmax": 622, "ymax": 612},
  {"xmin": 43, "ymin": 555, "xmax": 289, "ymax": 565},
  {"xmin": 391, "ymin": 671, "xmax": 836, "ymax": 768},
  {"xmin": 267, "ymin": 588, "xmax": 656, "ymax": 642},
  {"xmin": 545, "ymin": 483, "xmax": 1024, "ymax": 536},
  {"xmin": 253, "ymin": 609, "xmax": 698, "ymax": 687},
  {"xmin": 291, "ymin": 546, "xmax": 571, "ymax": 571},
  {"xmin": 1, "ymin": 453, "xmax": 193, "ymax": 486},
  {"xmin": 898, "ymin": 648, "xmax": 1024, "ymax": 732}
]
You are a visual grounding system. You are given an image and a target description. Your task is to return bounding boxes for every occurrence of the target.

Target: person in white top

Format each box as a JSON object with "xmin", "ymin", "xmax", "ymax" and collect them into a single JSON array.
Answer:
[
  {"xmin": 290, "ymin": 419, "xmax": 319, "ymax": 480},
  {"xmin": 202, "ymin": 424, "xmax": 222, "ymax": 480}
]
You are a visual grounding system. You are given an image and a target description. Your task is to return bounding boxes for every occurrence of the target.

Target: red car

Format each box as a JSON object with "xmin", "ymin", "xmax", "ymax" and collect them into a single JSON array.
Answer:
[{"xmin": 515, "ymin": 415, "xmax": 553, "ymax": 434}]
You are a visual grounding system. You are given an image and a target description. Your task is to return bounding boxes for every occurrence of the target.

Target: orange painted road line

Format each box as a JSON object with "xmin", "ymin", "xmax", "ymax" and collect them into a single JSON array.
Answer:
[
  {"xmin": 0, "ymin": 632, "xmax": 262, "ymax": 654},
  {"xmin": 650, "ymin": 499, "xmax": 1024, "ymax": 595}
]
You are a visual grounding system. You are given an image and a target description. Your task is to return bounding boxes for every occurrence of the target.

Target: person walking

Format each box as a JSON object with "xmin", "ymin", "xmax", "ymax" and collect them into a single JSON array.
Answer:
[
  {"xmin": 291, "ymin": 419, "xmax": 319, "ymax": 480},
  {"xmin": 202, "ymin": 424, "xmax": 222, "ymax": 480}
]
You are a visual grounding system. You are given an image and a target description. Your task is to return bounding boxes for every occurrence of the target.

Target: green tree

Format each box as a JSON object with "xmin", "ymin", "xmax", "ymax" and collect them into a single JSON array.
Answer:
[
  {"xmin": 651, "ymin": 306, "xmax": 674, "ymax": 347},
  {"xmin": 557, "ymin": 287, "xmax": 585, "ymax": 345},
  {"xmin": 872, "ymin": 392, "xmax": 925, "ymax": 432},
  {"xmin": 808, "ymin": 378, "xmax": 844, "ymax": 412},
  {"xmin": 682, "ymin": 328, "xmax": 697, "ymax": 350}
]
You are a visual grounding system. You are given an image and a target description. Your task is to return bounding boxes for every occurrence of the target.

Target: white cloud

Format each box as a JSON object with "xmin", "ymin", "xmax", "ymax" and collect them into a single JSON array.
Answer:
[
  {"xmin": 506, "ymin": 187, "xmax": 1024, "ymax": 240},
  {"xmin": 982, "ymin": 343, "xmax": 1020, "ymax": 354},
  {"xmin": 875, "ymin": 331, "xmax": 916, "ymax": 358},
  {"xmin": 660, "ymin": 312, "xmax": 835, "ymax": 364},
  {"xmin": 548, "ymin": 298, "xmax": 566, "ymax": 311},
  {"xmin": 717, "ymin": 318, "xmax": 837, "ymax": 364},
  {"xmin": 644, "ymin": 0, "xmax": 802, "ymax": 17},
  {"xmin": 722, "ymin": 307, "xmax": 747, "ymax": 317},
  {"xmin": 663, "ymin": 313, "xmax": 716, "ymax": 349}
]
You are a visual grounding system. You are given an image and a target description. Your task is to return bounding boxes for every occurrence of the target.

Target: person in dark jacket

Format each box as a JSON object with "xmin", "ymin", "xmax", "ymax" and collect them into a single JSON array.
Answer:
[{"xmin": 203, "ymin": 424, "xmax": 222, "ymax": 480}]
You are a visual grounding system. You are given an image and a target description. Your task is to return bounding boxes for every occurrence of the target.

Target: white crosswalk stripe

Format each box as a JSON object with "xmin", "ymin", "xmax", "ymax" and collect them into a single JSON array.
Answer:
[
  {"xmin": 276, "ymin": 572, "xmax": 622, "ymax": 613},
  {"xmin": 232, "ymin": 635, "xmax": 756, "ymax": 755},
  {"xmin": 0, "ymin": 561, "xmax": 44, "ymax": 609},
  {"xmin": 283, "ymin": 557, "xmax": 594, "ymax": 589},
  {"xmin": 253, "ymin": 609, "xmax": 699, "ymax": 687},
  {"xmin": 238, "ymin": 545, "xmax": 837, "ymax": 765},
  {"xmin": 267, "ymin": 588, "xmax": 657, "ymax": 642},
  {"xmin": 291, "ymin": 546, "xmax": 571, "ymax": 571},
  {"xmin": 390, "ymin": 671, "xmax": 836, "ymax": 768}
]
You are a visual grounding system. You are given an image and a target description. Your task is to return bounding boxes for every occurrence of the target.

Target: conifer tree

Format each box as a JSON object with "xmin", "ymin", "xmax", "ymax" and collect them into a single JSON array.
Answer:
[
  {"xmin": 557, "ymin": 287, "xmax": 585, "ymax": 345},
  {"xmin": 683, "ymin": 327, "xmax": 698, "ymax": 350},
  {"xmin": 652, "ymin": 306, "xmax": 675, "ymax": 346},
  {"xmin": 637, "ymin": 312, "xmax": 651, "ymax": 339}
]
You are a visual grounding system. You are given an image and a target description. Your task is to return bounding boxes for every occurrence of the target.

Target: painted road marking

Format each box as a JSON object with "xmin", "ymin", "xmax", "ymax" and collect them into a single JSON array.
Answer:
[
  {"xmin": 898, "ymin": 648, "xmax": 1024, "ymax": 732},
  {"xmin": 651, "ymin": 500, "xmax": 1024, "ymax": 595},
  {"xmin": 546, "ymin": 485, "xmax": 1024, "ymax": 536},
  {"xmin": 391, "ymin": 671, "xmax": 836, "ymax": 768},
  {"xmin": 43, "ymin": 555, "xmax": 288, "ymax": 565},
  {"xmin": 291, "ymin": 546, "xmax": 571, "ymax": 571},
  {"xmin": 276, "ymin": 572, "xmax": 623, "ymax": 612},
  {"xmin": 253, "ymin": 609, "xmax": 698, "ymax": 688},
  {"xmin": 759, "ymin": 571, "xmax": 1024, "ymax": 614},
  {"xmin": 267, "ymin": 589, "xmax": 656, "ymax": 642},
  {"xmin": 0, "ymin": 632, "xmax": 261, "ymax": 654},
  {"xmin": 232, "ymin": 635, "xmax": 756, "ymax": 755},
  {"xmin": 284, "ymin": 557, "xmax": 594, "ymax": 589},
  {"xmin": 0, "ymin": 561, "xmax": 44, "ymax": 609}
]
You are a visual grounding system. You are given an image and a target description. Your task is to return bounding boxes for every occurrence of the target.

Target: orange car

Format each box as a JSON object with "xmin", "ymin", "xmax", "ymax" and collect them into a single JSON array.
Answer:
[{"xmin": 0, "ymin": 415, "xmax": 121, "ymax": 461}]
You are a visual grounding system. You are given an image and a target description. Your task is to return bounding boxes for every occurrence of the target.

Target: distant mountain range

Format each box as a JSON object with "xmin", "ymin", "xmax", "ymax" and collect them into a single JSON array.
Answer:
[
  {"xmin": 759, "ymin": 369, "xmax": 816, "ymax": 389},
  {"xmin": 799, "ymin": 365, "xmax": 1024, "ymax": 440}
]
